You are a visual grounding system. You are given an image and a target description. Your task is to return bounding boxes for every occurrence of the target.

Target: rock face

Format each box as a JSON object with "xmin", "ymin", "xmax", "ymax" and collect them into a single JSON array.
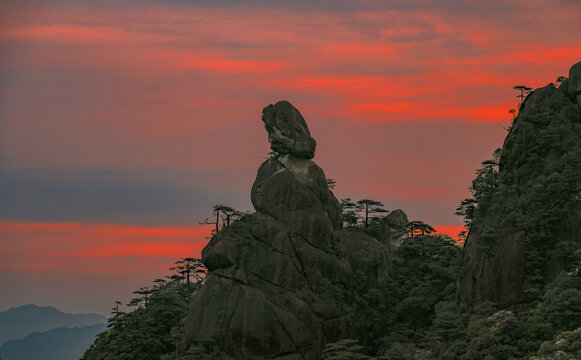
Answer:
[
  {"xmin": 184, "ymin": 101, "xmax": 389, "ymax": 359},
  {"xmin": 380, "ymin": 209, "xmax": 409, "ymax": 250},
  {"xmin": 565, "ymin": 61, "xmax": 581, "ymax": 106},
  {"xmin": 460, "ymin": 62, "xmax": 581, "ymax": 308}
]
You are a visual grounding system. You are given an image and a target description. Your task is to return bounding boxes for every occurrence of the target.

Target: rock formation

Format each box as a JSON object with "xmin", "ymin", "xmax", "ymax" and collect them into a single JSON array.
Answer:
[
  {"xmin": 460, "ymin": 61, "xmax": 581, "ymax": 307},
  {"xmin": 380, "ymin": 209, "xmax": 409, "ymax": 250},
  {"xmin": 183, "ymin": 101, "xmax": 389, "ymax": 359},
  {"xmin": 262, "ymin": 101, "xmax": 317, "ymax": 159},
  {"xmin": 565, "ymin": 61, "xmax": 581, "ymax": 107}
]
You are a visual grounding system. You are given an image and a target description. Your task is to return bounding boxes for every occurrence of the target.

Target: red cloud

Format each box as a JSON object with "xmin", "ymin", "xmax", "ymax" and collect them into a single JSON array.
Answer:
[
  {"xmin": 0, "ymin": 221, "xmax": 212, "ymax": 273},
  {"xmin": 432, "ymin": 225, "xmax": 466, "ymax": 242}
]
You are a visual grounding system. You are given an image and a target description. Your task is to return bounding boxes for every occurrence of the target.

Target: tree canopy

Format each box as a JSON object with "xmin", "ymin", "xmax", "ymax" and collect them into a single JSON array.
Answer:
[{"xmin": 82, "ymin": 258, "xmax": 207, "ymax": 360}]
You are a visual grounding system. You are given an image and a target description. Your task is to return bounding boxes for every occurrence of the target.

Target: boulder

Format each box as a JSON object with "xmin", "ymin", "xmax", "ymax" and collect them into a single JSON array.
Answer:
[
  {"xmin": 518, "ymin": 84, "xmax": 561, "ymax": 121},
  {"xmin": 380, "ymin": 209, "xmax": 409, "ymax": 250},
  {"xmin": 262, "ymin": 101, "xmax": 317, "ymax": 159},
  {"xmin": 340, "ymin": 229, "xmax": 390, "ymax": 288}
]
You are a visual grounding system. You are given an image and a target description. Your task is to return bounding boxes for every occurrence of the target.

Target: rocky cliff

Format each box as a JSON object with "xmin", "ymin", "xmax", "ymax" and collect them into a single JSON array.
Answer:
[
  {"xmin": 183, "ymin": 101, "xmax": 389, "ymax": 359},
  {"xmin": 460, "ymin": 61, "xmax": 581, "ymax": 307}
]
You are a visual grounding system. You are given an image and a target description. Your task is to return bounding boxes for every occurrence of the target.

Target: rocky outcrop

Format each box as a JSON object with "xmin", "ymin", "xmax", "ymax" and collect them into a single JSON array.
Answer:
[
  {"xmin": 565, "ymin": 61, "xmax": 581, "ymax": 106},
  {"xmin": 380, "ymin": 209, "xmax": 409, "ymax": 250},
  {"xmin": 340, "ymin": 229, "xmax": 390, "ymax": 288},
  {"xmin": 460, "ymin": 61, "xmax": 581, "ymax": 307},
  {"xmin": 184, "ymin": 101, "xmax": 389, "ymax": 359},
  {"xmin": 461, "ymin": 231, "xmax": 527, "ymax": 307}
]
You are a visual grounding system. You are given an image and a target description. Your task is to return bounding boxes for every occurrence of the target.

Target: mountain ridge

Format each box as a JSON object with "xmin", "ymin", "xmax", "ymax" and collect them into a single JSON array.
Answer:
[
  {"xmin": 0, "ymin": 304, "xmax": 107, "ymax": 345},
  {"xmin": 0, "ymin": 323, "xmax": 107, "ymax": 360}
]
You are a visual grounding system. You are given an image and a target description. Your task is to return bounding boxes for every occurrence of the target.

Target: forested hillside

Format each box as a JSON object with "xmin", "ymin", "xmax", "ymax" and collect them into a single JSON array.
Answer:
[
  {"xmin": 81, "ymin": 232, "xmax": 581, "ymax": 359},
  {"xmin": 460, "ymin": 61, "xmax": 581, "ymax": 309},
  {"xmin": 82, "ymin": 258, "xmax": 206, "ymax": 360}
]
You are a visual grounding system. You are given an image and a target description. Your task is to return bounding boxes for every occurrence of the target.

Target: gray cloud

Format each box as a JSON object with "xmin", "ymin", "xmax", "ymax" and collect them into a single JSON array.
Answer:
[
  {"xmin": 0, "ymin": 0, "xmax": 523, "ymax": 16},
  {"xmin": 0, "ymin": 167, "xmax": 253, "ymax": 224}
]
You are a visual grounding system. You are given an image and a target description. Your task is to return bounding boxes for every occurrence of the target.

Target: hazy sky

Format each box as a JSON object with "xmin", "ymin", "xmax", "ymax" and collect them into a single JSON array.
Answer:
[{"xmin": 1, "ymin": 0, "xmax": 580, "ymax": 315}]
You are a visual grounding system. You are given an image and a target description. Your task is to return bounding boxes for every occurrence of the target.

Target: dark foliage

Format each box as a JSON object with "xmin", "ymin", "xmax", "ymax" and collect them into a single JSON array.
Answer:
[{"xmin": 81, "ymin": 259, "xmax": 206, "ymax": 360}]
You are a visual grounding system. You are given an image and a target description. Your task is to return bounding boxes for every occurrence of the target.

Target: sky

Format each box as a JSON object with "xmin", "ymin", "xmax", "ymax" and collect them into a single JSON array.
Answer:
[{"xmin": 1, "ymin": 0, "xmax": 580, "ymax": 316}]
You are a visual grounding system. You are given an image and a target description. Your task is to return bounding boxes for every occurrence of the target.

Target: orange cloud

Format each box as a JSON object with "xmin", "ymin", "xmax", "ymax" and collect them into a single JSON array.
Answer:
[
  {"xmin": 171, "ymin": 54, "xmax": 287, "ymax": 74},
  {"xmin": 0, "ymin": 221, "xmax": 212, "ymax": 274},
  {"xmin": 1, "ymin": 24, "xmax": 152, "ymax": 44},
  {"xmin": 433, "ymin": 225, "xmax": 466, "ymax": 242},
  {"xmin": 0, "ymin": 220, "xmax": 465, "ymax": 271}
]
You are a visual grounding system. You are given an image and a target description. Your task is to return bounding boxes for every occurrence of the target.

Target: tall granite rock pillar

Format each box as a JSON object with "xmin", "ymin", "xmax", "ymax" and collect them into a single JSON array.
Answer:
[{"xmin": 183, "ymin": 101, "xmax": 389, "ymax": 359}]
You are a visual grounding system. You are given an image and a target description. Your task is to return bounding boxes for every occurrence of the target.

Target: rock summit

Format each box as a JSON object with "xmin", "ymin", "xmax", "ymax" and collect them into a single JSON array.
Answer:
[{"xmin": 262, "ymin": 101, "xmax": 317, "ymax": 159}]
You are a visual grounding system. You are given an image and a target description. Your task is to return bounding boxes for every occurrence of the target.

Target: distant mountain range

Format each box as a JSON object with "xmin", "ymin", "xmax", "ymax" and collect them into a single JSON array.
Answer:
[
  {"xmin": 0, "ymin": 304, "xmax": 107, "ymax": 360},
  {"xmin": 0, "ymin": 323, "xmax": 106, "ymax": 360},
  {"xmin": 0, "ymin": 304, "xmax": 106, "ymax": 345}
]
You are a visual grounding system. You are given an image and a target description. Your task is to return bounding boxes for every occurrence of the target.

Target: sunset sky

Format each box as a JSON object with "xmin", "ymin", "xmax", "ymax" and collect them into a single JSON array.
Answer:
[{"xmin": 1, "ymin": 0, "xmax": 580, "ymax": 316}]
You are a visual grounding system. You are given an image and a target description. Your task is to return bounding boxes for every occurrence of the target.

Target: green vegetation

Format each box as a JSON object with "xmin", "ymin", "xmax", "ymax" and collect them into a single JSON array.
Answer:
[
  {"xmin": 513, "ymin": 85, "xmax": 533, "ymax": 107},
  {"xmin": 340, "ymin": 198, "xmax": 360, "ymax": 227},
  {"xmin": 84, "ymin": 229, "xmax": 580, "ymax": 360},
  {"xmin": 199, "ymin": 204, "xmax": 244, "ymax": 234},
  {"xmin": 406, "ymin": 220, "xmax": 436, "ymax": 238},
  {"xmin": 458, "ymin": 89, "xmax": 581, "ymax": 295},
  {"xmin": 325, "ymin": 236, "xmax": 581, "ymax": 359},
  {"xmin": 356, "ymin": 199, "xmax": 389, "ymax": 228},
  {"xmin": 533, "ymin": 328, "xmax": 581, "ymax": 359},
  {"xmin": 455, "ymin": 147, "xmax": 501, "ymax": 229},
  {"xmin": 340, "ymin": 198, "xmax": 389, "ymax": 229},
  {"xmin": 81, "ymin": 258, "xmax": 206, "ymax": 360}
]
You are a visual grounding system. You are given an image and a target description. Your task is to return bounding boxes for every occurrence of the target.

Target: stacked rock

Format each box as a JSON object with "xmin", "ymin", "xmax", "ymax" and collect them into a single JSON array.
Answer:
[{"xmin": 183, "ymin": 101, "xmax": 389, "ymax": 359}]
